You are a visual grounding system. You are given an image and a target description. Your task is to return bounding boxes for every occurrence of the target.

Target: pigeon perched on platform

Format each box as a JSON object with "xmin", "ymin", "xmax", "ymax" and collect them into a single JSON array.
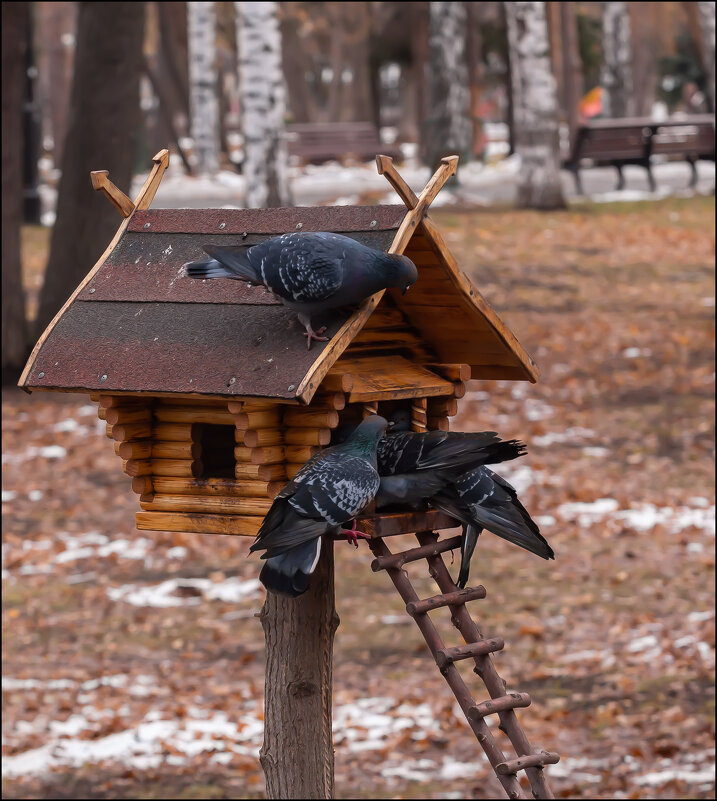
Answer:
[
  {"xmin": 183, "ymin": 232, "xmax": 418, "ymax": 348},
  {"xmin": 377, "ymin": 410, "xmax": 553, "ymax": 588},
  {"xmin": 431, "ymin": 466, "xmax": 554, "ymax": 588},
  {"xmin": 250, "ymin": 415, "xmax": 388, "ymax": 597}
]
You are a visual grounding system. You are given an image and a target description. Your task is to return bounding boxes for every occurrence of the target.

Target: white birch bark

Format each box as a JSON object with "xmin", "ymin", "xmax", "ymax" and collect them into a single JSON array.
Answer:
[
  {"xmin": 422, "ymin": 1, "xmax": 472, "ymax": 171},
  {"xmin": 236, "ymin": 1, "xmax": 292, "ymax": 208},
  {"xmin": 504, "ymin": 1, "xmax": 565, "ymax": 209},
  {"xmin": 697, "ymin": 1, "xmax": 716, "ymax": 111},
  {"xmin": 187, "ymin": 2, "xmax": 219, "ymax": 175},
  {"xmin": 600, "ymin": 2, "xmax": 635, "ymax": 118}
]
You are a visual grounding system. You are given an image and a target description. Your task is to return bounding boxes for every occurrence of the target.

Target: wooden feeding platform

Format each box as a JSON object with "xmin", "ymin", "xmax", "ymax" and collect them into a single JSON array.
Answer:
[{"xmin": 19, "ymin": 150, "xmax": 558, "ymax": 799}]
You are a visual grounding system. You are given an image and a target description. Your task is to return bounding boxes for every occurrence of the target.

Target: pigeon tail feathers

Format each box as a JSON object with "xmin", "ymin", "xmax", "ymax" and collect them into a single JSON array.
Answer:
[{"xmin": 259, "ymin": 537, "xmax": 322, "ymax": 597}]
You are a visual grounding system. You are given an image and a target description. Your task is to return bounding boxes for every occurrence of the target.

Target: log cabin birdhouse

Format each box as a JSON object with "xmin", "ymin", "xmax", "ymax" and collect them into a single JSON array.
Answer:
[
  {"xmin": 19, "ymin": 150, "xmax": 538, "ymax": 541},
  {"xmin": 20, "ymin": 151, "xmax": 562, "ymax": 799}
]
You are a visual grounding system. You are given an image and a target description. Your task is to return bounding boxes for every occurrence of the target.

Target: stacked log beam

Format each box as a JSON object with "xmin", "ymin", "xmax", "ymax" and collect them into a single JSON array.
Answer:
[{"xmin": 96, "ymin": 395, "xmax": 155, "ymax": 494}]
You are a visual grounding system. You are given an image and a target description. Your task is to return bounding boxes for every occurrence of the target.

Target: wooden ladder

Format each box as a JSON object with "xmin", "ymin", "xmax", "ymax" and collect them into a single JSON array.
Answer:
[{"xmin": 368, "ymin": 530, "xmax": 559, "ymax": 800}]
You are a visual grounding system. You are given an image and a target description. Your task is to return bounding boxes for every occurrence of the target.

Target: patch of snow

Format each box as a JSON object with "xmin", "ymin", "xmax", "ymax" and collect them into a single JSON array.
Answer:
[
  {"xmin": 166, "ymin": 546, "xmax": 188, "ymax": 559},
  {"xmin": 635, "ymin": 768, "xmax": 715, "ymax": 786},
  {"xmin": 524, "ymin": 399, "xmax": 555, "ymax": 421},
  {"xmin": 380, "ymin": 614, "xmax": 412, "ymax": 625},
  {"xmin": 39, "ymin": 446, "xmax": 67, "ymax": 459},
  {"xmin": 381, "ymin": 759, "xmax": 436, "ymax": 782},
  {"xmin": 27, "ymin": 490, "xmax": 44, "ymax": 502},
  {"xmin": 557, "ymin": 498, "xmax": 619, "ymax": 527},
  {"xmin": 622, "ymin": 347, "xmax": 651, "ymax": 358},
  {"xmin": 688, "ymin": 610, "xmax": 714, "ymax": 622},
  {"xmin": 560, "ymin": 649, "xmax": 603, "ymax": 663},
  {"xmin": 531, "ymin": 427, "xmax": 595, "ymax": 447},
  {"xmin": 107, "ymin": 577, "xmax": 262, "ymax": 608},
  {"xmin": 495, "ymin": 465, "xmax": 545, "ymax": 494},
  {"xmin": 583, "ymin": 447, "xmax": 610, "ymax": 457},
  {"xmin": 535, "ymin": 515, "xmax": 556, "ymax": 527},
  {"xmin": 627, "ymin": 635, "xmax": 659, "ymax": 653},
  {"xmin": 52, "ymin": 419, "xmax": 80, "ymax": 432},
  {"xmin": 77, "ymin": 405, "xmax": 97, "ymax": 416},
  {"xmin": 439, "ymin": 756, "xmax": 487, "ymax": 779},
  {"xmin": 2, "ymin": 491, "xmax": 17, "ymax": 502},
  {"xmin": 701, "ymin": 296, "xmax": 715, "ymax": 307}
]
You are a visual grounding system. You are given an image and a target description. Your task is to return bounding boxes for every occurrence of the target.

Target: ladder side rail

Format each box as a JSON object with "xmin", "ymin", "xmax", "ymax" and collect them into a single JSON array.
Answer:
[
  {"xmin": 416, "ymin": 532, "xmax": 555, "ymax": 800},
  {"xmin": 368, "ymin": 537, "xmax": 527, "ymax": 800}
]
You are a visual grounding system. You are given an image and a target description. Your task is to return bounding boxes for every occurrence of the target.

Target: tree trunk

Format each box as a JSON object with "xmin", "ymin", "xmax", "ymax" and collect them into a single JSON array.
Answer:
[
  {"xmin": 421, "ymin": 1, "xmax": 472, "ymax": 173},
  {"xmin": 600, "ymin": 1, "xmax": 635, "ymax": 118},
  {"xmin": 236, "ymin": 1, "xmax": 292, "ymax": 208},
  {"xmin": 259, "ymin": 542, "xmax": 339, "ymax": 799},
  {"xmin": 504, "ymin": 1, "xmax": 565, "ymax": 209},
  {"xmin": 34, "ymin": 2, "xmax": 145, "ymax": 340},
  {"xmin": 2, "ymin": 1, "xmax": 30, "ymax": 381},
  {"xmin": 697, "ymin": 1, "xmax": 715, "ymax": 111},
  {"xmin": 187, "ymin": 1, "xmax": 219, "ymax": 175}
]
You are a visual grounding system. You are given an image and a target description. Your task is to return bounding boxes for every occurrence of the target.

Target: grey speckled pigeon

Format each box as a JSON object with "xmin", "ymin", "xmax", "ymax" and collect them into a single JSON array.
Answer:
[
  {"xmin": 431, "ymin": 466, "xmax": 554, "ymax": 588},
  {"xmin": 183, "ymin": 232, "xmax": 418, "ymax": 348},
  {"xmin": 377, "ymin": 410, "xmax": 553, "ymax": 589},
  {"xmin": 250, "ymin": 415, "xmax": 388, "ymax": 597}
]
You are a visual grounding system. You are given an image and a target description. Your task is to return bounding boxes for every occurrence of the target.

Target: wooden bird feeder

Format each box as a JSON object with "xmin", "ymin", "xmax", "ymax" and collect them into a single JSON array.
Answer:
[{"xmin": 19, "ymin": 150, "xmax": 558, "ymax": 799}]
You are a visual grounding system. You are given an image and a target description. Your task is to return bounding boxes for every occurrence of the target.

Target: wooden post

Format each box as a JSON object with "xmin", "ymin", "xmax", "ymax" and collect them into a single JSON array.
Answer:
[{"xmin": 259, "ymin": 542, "xmax": 339, "ymax": 799}]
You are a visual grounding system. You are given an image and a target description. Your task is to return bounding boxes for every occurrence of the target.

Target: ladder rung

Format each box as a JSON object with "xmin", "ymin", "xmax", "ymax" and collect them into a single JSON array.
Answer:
[
  {"xmin": 435, "ymin": 638, "xmax": 504, "ymax": 669},
  {"xmin": 371, "ymin": 535, "xmax": 462, "ymax": 572},
  {"xmin": 406, "ymin": 585, "xmax": 487, "ymax": 616},
  {"xmin": 467, "ymin": 692, "xmax": 532, "ymax": 721},
  {"xmin": 496, "ymin": 751, "xmax": 560, "ymax": 775}
]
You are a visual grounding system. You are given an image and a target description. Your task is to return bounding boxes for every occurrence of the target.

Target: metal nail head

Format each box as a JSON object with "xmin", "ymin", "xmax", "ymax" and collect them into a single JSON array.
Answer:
[
  {"xmin": 144, "ymin": 222, "xmax": 151, "ymax": 229},
  {"xmin": 38, "ymin": 371, "xmax": 45, "ymax": 379},
  {"xmin": 89, "ymin": 287, "xmax": 95, "ymax": 293},
  {"xmin": 370, "ymin": 220, "xmax": 377, "ymax": 228},
  {"xmin": 295, "ymin": 223, "xmax": 303, "ymax": 229},
  {"xmin": 219, "ymin": 222, "xmax": 226, "ymax": 229},
  {"xmin": 288, "ymin": 384, "xmax": 295, "ymax": 391},
  {"xmin": 227, "ymin": 377, "xmax": 236, "ymax": 385},
  {"xmin": 100, "ymin": 374, "xmax": 108, "ymax": 382}
]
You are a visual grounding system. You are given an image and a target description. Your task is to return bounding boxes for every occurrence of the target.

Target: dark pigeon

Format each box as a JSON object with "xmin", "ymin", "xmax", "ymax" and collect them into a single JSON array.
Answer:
[
  {"xmin": 431, "ymin": 466, "xmax": 554, "ymax": 588},
  {"xmin": 183, "ymin": 232, "xmax": 418, "ymax": 348},
  {"xmin": 250, "ymin": 415, "xmax": 388, "ymax": 597}
]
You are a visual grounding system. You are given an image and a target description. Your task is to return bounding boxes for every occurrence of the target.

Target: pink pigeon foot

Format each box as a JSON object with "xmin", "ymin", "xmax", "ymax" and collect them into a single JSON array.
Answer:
[
  {"xmin": 302, "ymin": 325, "xmax": 329, "ymax": 350},
  {"xmin": 336, "ymin": 520, "xmax": 371, "ymax": 548}
]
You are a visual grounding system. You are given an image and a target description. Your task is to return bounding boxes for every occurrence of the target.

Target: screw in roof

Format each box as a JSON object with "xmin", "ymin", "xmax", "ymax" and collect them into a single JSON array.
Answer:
[
  {"xmin": 296, "ymin": 223, "xmax": 303, "ymax": 229},
  {"xmin": 38, "ymin": 371, "xmax": 45, "ymax": 379},
  {"xmin": 219, "ymin": 222, "xmax": 226, "ymax": 229},
  {"xmin": 89, "ymin": 288, "xmax": 95, "ymax": 293},
  {"xmin": 100, "ymin": 374, "xmax": 108, "ymax": 382},
  {"xmin": 288, "ymin": 384, "xmax": 295, "ymax": 391},
  {"xmin": 370, "ymin": 220, "xmax": 377, "ymax": 227},
  {"xmin": 144, "ymin": 223, "xmax": 151, "ymax": 229}
]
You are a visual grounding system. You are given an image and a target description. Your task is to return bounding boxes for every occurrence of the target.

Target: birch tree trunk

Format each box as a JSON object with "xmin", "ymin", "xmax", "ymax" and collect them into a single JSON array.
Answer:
[
  {"xmin": 421, "ymin": 1, "xmax": 472, "ymax": 173},
  {"xmin": 187, "ymin": 1, "xmax": 219, "ymax": 175},
  {"xmin": 504, "ymin": 1, "xmax": 565, "ymax": 209},
  {"xmin": 697, "ymin": 1, "xmax": 716, "ymax": 111},
  {"xmin": 600, "ymin": 2, "xmax": 635, "ymax": 118},
  {"xmin": 236, "ymin": 1, "xmax": 291, "ymax": 208}
]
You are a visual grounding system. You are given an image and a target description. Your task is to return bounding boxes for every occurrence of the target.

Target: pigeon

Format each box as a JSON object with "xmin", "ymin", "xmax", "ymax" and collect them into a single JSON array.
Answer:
[
  {"xmin": 250, "ymin": 415, "xmax": 388, "ymax": 597},
  {"xmin": 376, "ymin": 410, "xmax": 527, "ymax": 476},
  {"xmin": 376, "ymin": 410, "xmax": 553, "ymax": 588},
  {"xmin": 431, "ymin": 466, "xmax": 554, "ymax": 589},
  {"xmin": 183, "ymin": 232, "xmax": 418, "ymax": 348}
]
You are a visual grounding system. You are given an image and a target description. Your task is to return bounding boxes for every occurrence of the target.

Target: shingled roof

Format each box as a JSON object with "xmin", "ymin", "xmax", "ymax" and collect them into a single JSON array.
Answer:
[{"xmin": 20, "ymin": 155, "xmax": 538, "ymax": 405}]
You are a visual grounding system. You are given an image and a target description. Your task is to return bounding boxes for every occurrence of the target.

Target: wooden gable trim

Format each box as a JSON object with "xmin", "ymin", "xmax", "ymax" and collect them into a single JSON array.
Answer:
[
  {"xmin": 296, "ymin": 157, "xmax": 461, "ymax": 404},
  {"xmin": 19, "ymin": 150, "xmax": 171, "ymax": 391},
  {"xmin": 375, "ymin": 155, "xmax": 539, "ymax": 383}
]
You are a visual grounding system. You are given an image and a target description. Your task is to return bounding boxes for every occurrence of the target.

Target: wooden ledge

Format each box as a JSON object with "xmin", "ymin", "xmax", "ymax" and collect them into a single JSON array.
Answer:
[{"xmin": 356, "ymin": 510, "xmax": 461, "ymax": 539}]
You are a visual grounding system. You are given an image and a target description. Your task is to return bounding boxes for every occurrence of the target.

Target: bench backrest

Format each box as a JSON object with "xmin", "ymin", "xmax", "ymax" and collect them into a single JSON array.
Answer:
[
  {"xmin": 287, "ymin": 122, "xmax": 384, "ymax": 160},
  {"xmin": 572, "ymin": 124, "xmax": 651, "ymax": 162},
  {"xmin": 650, "ymin": 122, "xmax": 715, "ymax": 157}
]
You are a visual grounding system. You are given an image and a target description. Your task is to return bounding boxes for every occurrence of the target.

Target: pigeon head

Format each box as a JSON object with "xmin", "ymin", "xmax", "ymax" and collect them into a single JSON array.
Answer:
[
  {"xmin": 381, "ymin": 254, "xmax": 418, "ymax": 295},
  {"xmin": 343, "ymin": 415, "xmax": 389, "ymax": 456},
  {"xmin": 388, "ymin": 408, "xmax": 412, "ymax": 432}
]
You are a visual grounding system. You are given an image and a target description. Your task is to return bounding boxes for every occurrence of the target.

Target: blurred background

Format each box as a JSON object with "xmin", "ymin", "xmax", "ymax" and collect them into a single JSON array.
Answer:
[{"xmin": 2, "ymin": 2, "xmax": 715, "ymax": 799}]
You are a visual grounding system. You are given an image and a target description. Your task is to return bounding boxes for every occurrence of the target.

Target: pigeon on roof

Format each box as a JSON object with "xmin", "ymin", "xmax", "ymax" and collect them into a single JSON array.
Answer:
[
  {"xmin": 250, "ymin": 415, "xmax": 388, "ymax": 597},
  {"xmin": 431, "ymin": 466, "xmax": 555, "ymax": 589},
  {"xmin": 183, "ymin": 231, "xmax": 418, "ymax": 348}
]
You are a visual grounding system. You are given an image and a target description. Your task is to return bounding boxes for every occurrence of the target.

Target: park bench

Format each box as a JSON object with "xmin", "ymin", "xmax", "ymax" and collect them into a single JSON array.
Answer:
[
  {"xmin": 286, "ymin": 121, "xmax": 402, "ymax": 164},
  {"xmin": 563, "ymin": 115, "xmax": 715, "ymax": 194}
]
